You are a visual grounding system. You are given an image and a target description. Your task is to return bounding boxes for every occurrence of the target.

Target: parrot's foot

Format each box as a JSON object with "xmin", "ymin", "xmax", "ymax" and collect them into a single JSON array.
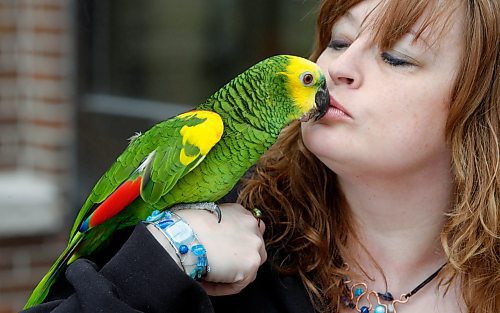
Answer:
[{"xmin": 170, "ymin": 202, "xmax": 222, "ymax": 223}]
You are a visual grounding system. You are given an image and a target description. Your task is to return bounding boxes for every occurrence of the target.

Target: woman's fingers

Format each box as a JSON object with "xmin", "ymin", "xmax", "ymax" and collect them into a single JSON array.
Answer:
[{"xmin": 172, "ymin": 203, "xmax": 267, "ymax": 295}]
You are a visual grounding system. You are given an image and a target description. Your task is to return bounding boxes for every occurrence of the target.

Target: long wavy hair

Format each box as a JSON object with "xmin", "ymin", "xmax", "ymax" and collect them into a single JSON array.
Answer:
[{"xmin": 238, "ymin": 0, "xmax": 499, "ymax": 312}]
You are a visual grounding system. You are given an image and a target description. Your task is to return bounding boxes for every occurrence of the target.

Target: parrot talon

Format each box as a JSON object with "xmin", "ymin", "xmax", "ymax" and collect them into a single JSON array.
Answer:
[{"xmin": 170, "ymin": 202, "xmax": 222, "ymax": 223}]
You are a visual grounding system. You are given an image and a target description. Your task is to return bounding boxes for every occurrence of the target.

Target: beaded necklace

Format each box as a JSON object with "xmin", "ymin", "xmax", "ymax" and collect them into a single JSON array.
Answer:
[{"xmin": 341, "ymin": 263, "xmax": 446, "ymax": 313}]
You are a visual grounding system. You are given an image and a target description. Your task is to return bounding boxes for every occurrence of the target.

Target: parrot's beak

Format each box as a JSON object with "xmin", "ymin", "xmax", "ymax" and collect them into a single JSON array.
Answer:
[
  {"xmin": 300, "ymin": 81, "xmax": 329, "ymax": 122},
  {"xmin": 314, "ymin": 81, "xmax": 329, "ymax": 120}
]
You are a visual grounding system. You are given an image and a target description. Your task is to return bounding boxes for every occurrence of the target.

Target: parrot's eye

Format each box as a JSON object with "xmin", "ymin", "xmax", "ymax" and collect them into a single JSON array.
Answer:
[{"xmin": 300, "ymin": 72, "xmax": 314, "ymax": 86}]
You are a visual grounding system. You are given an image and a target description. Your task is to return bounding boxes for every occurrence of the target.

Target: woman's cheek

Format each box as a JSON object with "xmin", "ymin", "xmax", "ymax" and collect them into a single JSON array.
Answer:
[{"xmin": 301, "ymin": 123, "xmax": 324, "ymax": 154}]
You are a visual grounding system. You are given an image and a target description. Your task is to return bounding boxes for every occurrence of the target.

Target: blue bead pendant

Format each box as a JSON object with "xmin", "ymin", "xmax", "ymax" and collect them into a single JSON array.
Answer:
[
  {"xmin": 374, "ymin": 305, "xmax": 386, "ymax": 313},
  {"xmin": 354, "ymin": 287, "xmax": 364, "ymax": 297}
]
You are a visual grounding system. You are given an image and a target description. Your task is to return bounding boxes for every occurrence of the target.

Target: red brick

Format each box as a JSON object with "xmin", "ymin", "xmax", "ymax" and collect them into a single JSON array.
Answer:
[
  {"xmin": 0, "ymin": 303, "xmax": 15, "ymax": 313},
  {"xmin": 0, "ymin": 71, "xmax": 17, "ymax": 79},
  {"xmin": 33, "ymin": 165, "xmax": 69, "ymax": 175},
  {"xmin": 0, "ymin": 290, "xmax": 32, "ymax": 313},
  {"xmin": 0, "ymin": 233, "xmax": 59, "ymax": 247},
  {"xmin": 0, "ymin": 25, "xmax": 16, "ymax": 34},
  {"xmin": 32, "ymin": 26, "xmax": 63, "ymax": 35},
  {"xmin": 0, "ymin": 118, "xmax": 17, "ymax": 124},
  {"xmin": 20, "ymin": 141, "xmax": 67, "ymax": 151},
  {"xmin": 25, "ymin": 50, "xmax": 65, "ymax": 59},
  {"xmin": 29, "ymin": 72, "xmax": 65, "ymax": 81},
  {"xmin": 0, "ymin": 164, "xmax": 16, "ymax": 171},
  {"xmin": 34, "ymin": 95, "xmax": 67, "ymax": 104},
  {"xmin": 31, "ymin": 4, "xmax": 63, "ymax": 12},
  {"xmin": 27, "ymin": 118, "xmax": 68, "ymax": 128},
  {"xmin": 1, "ymin": 266, "xmax": 54, "ymax": 292}
]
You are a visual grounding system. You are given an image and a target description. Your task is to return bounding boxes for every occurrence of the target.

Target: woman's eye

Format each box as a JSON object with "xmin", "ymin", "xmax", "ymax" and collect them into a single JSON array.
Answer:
[
  {"xmin": 381, "ymin": 52, "xmax": 415, "ymax": 67},
  {"xmin": 328, "ymin": 39, "xmax": 350, "ymax": 51}
]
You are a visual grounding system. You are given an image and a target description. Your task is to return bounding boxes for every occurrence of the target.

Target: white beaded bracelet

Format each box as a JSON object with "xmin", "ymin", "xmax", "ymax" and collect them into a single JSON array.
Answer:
[{"xmin": 144, "ymin": 210, "xmax": 209, "ymax": 281}]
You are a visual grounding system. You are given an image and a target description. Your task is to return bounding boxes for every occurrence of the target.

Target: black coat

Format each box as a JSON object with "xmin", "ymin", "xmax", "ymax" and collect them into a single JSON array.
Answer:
[{"xmin": 21, "ymin": 223, "xmax": 316, "ymax": 313}]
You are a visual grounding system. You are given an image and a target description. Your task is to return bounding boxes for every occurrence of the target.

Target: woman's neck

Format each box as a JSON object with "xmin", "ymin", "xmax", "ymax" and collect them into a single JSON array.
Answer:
[{"xmin": 337, "ymin": 162, "xmax": 453, "ymax": 294}]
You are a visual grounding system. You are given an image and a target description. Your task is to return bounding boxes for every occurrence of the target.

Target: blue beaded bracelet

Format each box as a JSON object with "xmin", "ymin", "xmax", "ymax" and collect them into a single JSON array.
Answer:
[{"xmin": 144, "ymin": 210, "xmax": 209, "ymax": 281}]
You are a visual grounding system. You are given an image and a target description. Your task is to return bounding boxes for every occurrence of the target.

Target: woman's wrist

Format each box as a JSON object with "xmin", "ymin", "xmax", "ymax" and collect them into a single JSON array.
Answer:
[
  {"xmin": 146, "ymin": 223, "xmax": 183, "ymax": 269},
  {"xmin": 144, "ymin": 210, "xmax": 209, "ymax": 281}
]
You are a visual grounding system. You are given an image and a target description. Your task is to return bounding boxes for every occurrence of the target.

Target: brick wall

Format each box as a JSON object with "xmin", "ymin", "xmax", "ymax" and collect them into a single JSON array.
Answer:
[
  {"xmin": 0, "ymin": 0, "xmax": 75, "ymax": 312},
  {"xmin": 5, "ymin": 0, "xmax": 74, "ymax": 175},
  {"xmin": 0, "ymin": 0, "xmax": 19, "ymax": 171},
  {"xmin": 0, "ymin": 233, "xmax": 66, "ymax": 313}
]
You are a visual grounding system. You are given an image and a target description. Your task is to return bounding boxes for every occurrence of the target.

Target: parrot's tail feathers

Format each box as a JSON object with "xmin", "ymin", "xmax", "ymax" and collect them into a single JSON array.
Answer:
[{"xmin": 23, "ymin": 232, "xmax": 84, "ymax": 309}]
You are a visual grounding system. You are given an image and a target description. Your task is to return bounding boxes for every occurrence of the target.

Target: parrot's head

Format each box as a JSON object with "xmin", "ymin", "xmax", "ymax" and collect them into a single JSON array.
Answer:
[
  {"xmin": 271, "ymin": 55, "xmax": 329, "ymax": 124},
  {"xmin": 199, "ymin": 55, "xmax": 329, "ymax": 135}
]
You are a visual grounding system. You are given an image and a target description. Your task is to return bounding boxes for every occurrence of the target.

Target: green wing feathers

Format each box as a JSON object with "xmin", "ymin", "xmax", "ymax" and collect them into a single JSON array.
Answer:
[
  {"xmin": 69, "ymin": 110, "xmax": 223, "ymax": 237},
  {"xmin": 140, "ymin": 111, "xmax": 223, "ymax": 203},
  {"xmin": 75, "ymin": 111, "xmax": 223, "ymax": 235}
]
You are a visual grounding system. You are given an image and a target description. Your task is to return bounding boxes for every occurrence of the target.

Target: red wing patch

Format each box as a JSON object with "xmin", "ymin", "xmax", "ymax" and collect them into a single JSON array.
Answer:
[{"xmin": 79, "ymin": 176, "xmax": 142, "ymax": 232}]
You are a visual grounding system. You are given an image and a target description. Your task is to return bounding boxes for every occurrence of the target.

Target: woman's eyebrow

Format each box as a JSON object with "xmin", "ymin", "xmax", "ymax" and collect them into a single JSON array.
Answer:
[
  {"xmin": 408, "ymin": 28, "xmax": 433, "ymax": 51},
  {"xmin": 344, "ymin": 10, "xmax": 361, "ymax": 27},
  {"xmin": 345, "ymin": 11, "xmax": 355, "ymax": 22}
]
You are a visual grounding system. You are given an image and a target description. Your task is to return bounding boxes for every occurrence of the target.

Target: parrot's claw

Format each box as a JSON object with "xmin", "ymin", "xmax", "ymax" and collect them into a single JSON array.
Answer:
[{"xmin": 170, "ymin": 202, "xmax": 222, "ymax": 223}]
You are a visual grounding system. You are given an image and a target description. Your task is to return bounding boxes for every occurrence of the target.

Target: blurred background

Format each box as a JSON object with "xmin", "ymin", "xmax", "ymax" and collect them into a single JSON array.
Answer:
[{"xmin": 0, "ymin": 0, "xmax": 318, "ymax": 311}]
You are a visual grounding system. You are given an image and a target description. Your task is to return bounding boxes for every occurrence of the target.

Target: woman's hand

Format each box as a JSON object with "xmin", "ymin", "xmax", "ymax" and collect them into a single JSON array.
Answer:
[{"xmin": 147, "ymin": 203, "xmax": 267, "ymax": 296}]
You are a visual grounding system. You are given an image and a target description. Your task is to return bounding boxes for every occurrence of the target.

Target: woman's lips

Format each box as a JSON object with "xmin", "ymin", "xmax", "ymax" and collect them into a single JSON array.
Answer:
[
  {"xmin": 330, "ymin": 96, "xmax": 352, "ymax": 117},
  {"xmin": 321, "ymin": 96, "xmax": 353, "ymax": 121}
]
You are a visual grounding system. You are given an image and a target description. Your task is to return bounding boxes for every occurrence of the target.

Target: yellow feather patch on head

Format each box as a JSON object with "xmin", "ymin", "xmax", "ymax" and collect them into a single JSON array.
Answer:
[
  {"xmin": 178, "ymin": 111, "xmax": 224, "ymax": 166},
  {"xmin": 280, "ymin": 56, "xmax": 323, "ymax": 115}
]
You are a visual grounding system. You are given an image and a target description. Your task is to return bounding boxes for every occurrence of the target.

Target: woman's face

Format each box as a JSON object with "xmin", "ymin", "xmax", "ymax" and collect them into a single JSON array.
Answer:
[{"xmin": 301, "ymin": 0, "xmax": 463, "ymax": 178}]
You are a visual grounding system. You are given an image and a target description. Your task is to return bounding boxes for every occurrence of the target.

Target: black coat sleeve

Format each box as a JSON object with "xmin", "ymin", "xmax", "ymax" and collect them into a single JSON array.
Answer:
[
  {"xmin": 22, "ymin": 223, "xmax": 214, "ymax": 313},
  {"xmin": 21, "ymin": 221, "xmax": 316, "ymax": 313},
  {"xmin": 22, "ymin": 183, "xmax": 316, "ymax": 313}
]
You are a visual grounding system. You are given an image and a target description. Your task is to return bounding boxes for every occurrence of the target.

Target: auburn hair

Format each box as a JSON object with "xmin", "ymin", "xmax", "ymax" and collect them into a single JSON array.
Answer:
[{"xmin": 238, "ymin": 0, "xmax": 499, "ymax": 312}]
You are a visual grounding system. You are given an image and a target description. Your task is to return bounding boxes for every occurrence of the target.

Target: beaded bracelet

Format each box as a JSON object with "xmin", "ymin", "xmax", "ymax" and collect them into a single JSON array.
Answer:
[{"xmin": 144, "ymin": 210, "xmax": 209, "ymax": 281}]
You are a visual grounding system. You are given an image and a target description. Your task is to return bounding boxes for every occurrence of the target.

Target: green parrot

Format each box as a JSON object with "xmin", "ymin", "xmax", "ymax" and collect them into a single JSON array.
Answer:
[{"xmin": 24, "ymin": 55, "xmax": 329, "ymax": 309}]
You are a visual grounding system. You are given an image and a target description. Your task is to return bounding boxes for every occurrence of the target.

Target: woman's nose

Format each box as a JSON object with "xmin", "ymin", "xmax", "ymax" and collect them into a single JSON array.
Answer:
[
  {"xmin": 333, "ymin": 75, "xmax": 356, "ymax": 85},
  {"xmin": 327, "ymin": 41, "xmax": 364, "ymax": 89}
]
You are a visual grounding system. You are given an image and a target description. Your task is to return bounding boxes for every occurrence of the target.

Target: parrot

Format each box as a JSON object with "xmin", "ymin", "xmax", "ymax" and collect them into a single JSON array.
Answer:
[{"xmin": 24, "ymin": 54, "xmax": 329, "ymax": 309}]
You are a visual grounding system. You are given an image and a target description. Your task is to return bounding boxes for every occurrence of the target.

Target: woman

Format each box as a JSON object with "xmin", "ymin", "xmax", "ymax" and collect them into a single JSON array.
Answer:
[
  {"xmin": 24, "ymin": 0, "xmax": 498, "ymax": 312},
  {"xmin": 237, "ymin": 0, "xmax": 499, "ymax": 311}
]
